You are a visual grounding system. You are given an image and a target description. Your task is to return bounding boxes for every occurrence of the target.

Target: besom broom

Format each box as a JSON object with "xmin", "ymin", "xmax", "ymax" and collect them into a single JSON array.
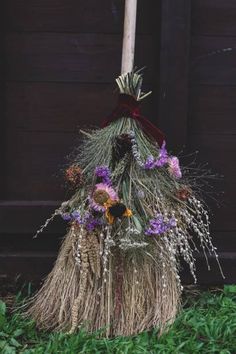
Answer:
[{"xmin": 25, "ymin": 0, "xmax": 224, "ymax": 337}]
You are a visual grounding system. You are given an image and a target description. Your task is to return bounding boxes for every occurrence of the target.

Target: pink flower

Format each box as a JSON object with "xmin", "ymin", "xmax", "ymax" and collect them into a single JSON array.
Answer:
[
  {"xmin": 94, "ymin": 183, "xmax": 118, "ymax": 200},
  {"xmin": 89, "ymin": 198, "xmax": 106, "ymax": 212},
  {"xmin": 89, "ymin": 183, "xmax": 118, "ymax": 212},
  {"xmin": 168, "ymin": 156, "xmax": 182, "ymax": 179}
]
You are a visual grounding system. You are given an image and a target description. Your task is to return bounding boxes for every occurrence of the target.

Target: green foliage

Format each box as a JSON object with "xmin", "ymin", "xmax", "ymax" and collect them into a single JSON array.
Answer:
[{"xmin": 0, "ymin": 287, "xmax": 236, "ymax": 353}]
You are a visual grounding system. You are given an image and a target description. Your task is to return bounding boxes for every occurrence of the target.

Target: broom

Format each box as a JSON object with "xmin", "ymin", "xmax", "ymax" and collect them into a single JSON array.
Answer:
[{"xmin": 26, "ymin": 0, "xmax": 224, "ymax": 337}]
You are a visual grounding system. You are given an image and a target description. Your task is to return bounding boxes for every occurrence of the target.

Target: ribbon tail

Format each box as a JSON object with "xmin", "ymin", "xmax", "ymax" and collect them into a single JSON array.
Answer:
[
  {"xmin": 136, "ymin": 115, "xmax": 165, "ymax": 146},
  {"xmin": 101, "ymin": 108, "xmax": 124, "ymax": 128},
  {"xmin": 101, "ymin": 94, "xmax": 165, "ymax": 146}
]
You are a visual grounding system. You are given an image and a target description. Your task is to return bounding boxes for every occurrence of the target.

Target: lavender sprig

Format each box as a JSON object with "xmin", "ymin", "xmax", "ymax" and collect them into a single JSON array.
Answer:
[
  {"xmin": 145, "ymin": 213, "xmax": 177, "ymax": 236},
  {"xmin": 129, "ymin": 130, "xmax": 169, "ymax": 170},
  {"xmin": 95, "ymin": 166, "xmax": 112, "ymax": 185},
  {"xmin": 61, "ymin": 210, "xmax": 103, "ymax": 232}
]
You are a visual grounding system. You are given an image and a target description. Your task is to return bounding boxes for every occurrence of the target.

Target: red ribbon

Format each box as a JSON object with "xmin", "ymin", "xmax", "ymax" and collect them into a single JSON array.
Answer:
[{"xmin": 102, "ymin": 94, "xmax": 165, "ymax": 146}]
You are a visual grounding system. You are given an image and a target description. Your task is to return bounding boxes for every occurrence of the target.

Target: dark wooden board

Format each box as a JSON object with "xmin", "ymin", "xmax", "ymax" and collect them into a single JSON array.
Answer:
[
  {"xmin": 188, "ymin": 0, "xmax": 236, "ymax": 274},
  {"xmin": 5, "ymin": 131, "xmax": 234, "ymax": 209},
  {"xmin": 158, "ymin": 0, "xmax": 191, "ymax": 151},
  {"xmin": 190, "ymin": 36, "xmax": 236, "ymax": 85},
  {"xmin": 4, "ymin": 0, "xmax": 159, "ymax": 34},
  {"xmin": 213, "ymin": 231, "xmax": 236, "ymax": 253},
  {"xmin": 189, "ymin": 85, "xmax": 236, "ymax": 134},
  {"xmin": 0, "ymin": 251, "xmax": 234, "ymax": 284},
  {"xmin": 0, "ymin": 233, "xmax": 63, "ymax": 253},
  {"xmin": 5, "ymin": 82, "xmax": 157, "ymax": 133},
  {"xmin": 5, "ymin": 129, "xmax": 72, "ymax": 199},
  {"xmin": 3, "ymin": 131, "xmax": 235, "ymax": 226},
  {"xmin": 5, "ymin": 33, "xmax": 156, "ymax": 83},
  {"xmin": 1, "ymin": 230, "xmax": 235, "ymax": 254},
  {"xmin": 0, "ymin": 195, "xmax": 235, "ymax": 237},
  {"xmin": 192, "ymin": 0, "xmax": 236, "ymax": 36},
  {"xmin": 1, "ymin": 0, "xmax": 236, "ymax": 286},
  {"xmin": 0, "ymin": 4, "xmax": 6, "ymax": 200},
  {"xmin": 180, "ymin": 252, "xmax": 236, "ymax": 285},
  {"xmin": 0, "ymin": 202, "xmax": 65, "ymax": 234},
  {"xmin": 187, "ymin": 134, "xmax": 236, "ymax": 231},
  {"xmin": 3, "ymin": 82, "xmax": 158, "ymax": 200},
  {"xmin": 0, "ymin": 253, "xmax": 56, "ymax": 282}
]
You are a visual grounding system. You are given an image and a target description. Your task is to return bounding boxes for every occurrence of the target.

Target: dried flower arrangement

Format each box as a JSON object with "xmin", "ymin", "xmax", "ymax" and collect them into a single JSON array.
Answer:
[{"xmin": 26, "ymin": 71, "xmax": 224, "ymax": 337}]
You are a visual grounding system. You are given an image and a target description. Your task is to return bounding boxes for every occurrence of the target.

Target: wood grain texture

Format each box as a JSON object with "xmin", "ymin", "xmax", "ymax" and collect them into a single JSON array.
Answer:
[
  {"xmin": 0, "ymin": 253, "xmax": 56, "ymax": 282},
  {"xmin": 190, "ymin": 36, "xmax": 236, "ymax": 85},
  {"xmin": 0, "ymin": 251, "xmax": 234, "ymax": 284},
  {"xmin": 188, "ymin": 0, "xmax": 236, "ymax": 272},
  {"xmin": 5, "ymin": 82, "xmax": 156, "ymax": 132},
  {"xmin": 4, "ymin": 0, "xmax": 159, "ymax": 34},
  {"xmin": 180, "ymin": 252, "xmax": 236, "ymax": 285},
  {"xmin": 1, "ymin": 0, "xmax": 236, "ymax": 285},
  {"xmin": 187, "ymin": 134, "xmax": 236, "ymax": 231},
  {"xmin": 192, "ymin": 0, "xmax": 236, "ymax": 36},
  {"xmin": 5, "ymin": 33, "xmax": 155, "ymax": 83},
  {"xmin": 1, "ymin": 230, "xmax": 235, "ymax": 254},
  {"xmin": 158, "ymin": 0, "xmax": 191, "ymax": 151},
  {"xmin": 4, "ymin": 82, "xmax": 157, "ymax": 200},
  {"xmin": 0, "ymin": 233, "xmax": 62, "ymax": 252},
  {"xmin": 1, "ymin": 193, "xmax": 235, "ymax": 246},
  {"xmin": 5, "ymin": 129, "xmax": 72, "ymax": 199},
  {"xmin": 189, "ymin": 86, "xmax": 236, "ymax": 134},
  {"xmin": 0, "ymin": 202, "xmax": 65, "ymax": 234},
  {"xmin": 0, "ymin": 6, "xmax": 6, "ymax": 200}
]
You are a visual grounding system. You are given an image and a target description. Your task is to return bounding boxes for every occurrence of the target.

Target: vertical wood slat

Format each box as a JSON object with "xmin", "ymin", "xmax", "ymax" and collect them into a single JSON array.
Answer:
[
  {"xmin": 158, "ymin": 0, "xmax": 191, "ymax": 151},
  {"xmin": 0, "ymin": 3, "xmax": 6, "ymax": 200}
]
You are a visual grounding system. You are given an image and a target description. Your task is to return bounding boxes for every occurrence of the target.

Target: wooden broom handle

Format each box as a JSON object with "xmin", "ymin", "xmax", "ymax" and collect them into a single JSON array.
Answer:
[{"xmin": 121, "ymin": 0, "xmax": 138, "ymax": 74}]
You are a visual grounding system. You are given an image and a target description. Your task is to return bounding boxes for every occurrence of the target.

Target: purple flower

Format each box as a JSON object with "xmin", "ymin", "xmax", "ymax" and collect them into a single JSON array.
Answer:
[
  {"xmin": 95, "ymin": 166, "xmax": 111, "ymax": 185},
  {"xmin": 155, "ymin": 141, "xmax": 169, "ymax": 167},
  {"xmin": 155, "ymin": 157, "xmax": 168, "ymax": 168},
  {"xmin": 168, "ymin": 156, "xmax": 182, "ymax": 179},
  {"xmin": 86, "ymin": 218, "xmax": 103, "ymax": 231},
  {"xmin": 145, "ymin": 214, "xmax": 176, "ymax": 236},
  {"xmin": 89, "ymin": 183, "xmax": 118, "ymax": 212},
  {"xmin": 159, "ymin": 141, "xmax": 168, "ymax": 158},
  {"xmin": 144, "ymin": 141, "xmax": 169, "ymax": 169},
  {"xmin": 89, "ymin": 196, "xmax": 106, "ymax": 212},
  {"xmin": 61, "ymin": 209, "xmax": 103, "ymax": 231},
  {"xmin": 144, "ymin": 156, "xmax": 155, "ymax": 169},
  {"xmin": 71, "ymin": 210, "xmax": 81, "ymax": 222},
  {"xmin": 61, "ymin": 213, "xmax": 72, "ymax": 221}
]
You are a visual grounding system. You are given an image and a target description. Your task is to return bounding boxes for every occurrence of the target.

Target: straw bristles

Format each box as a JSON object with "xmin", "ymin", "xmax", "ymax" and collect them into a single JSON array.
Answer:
[
  {"xmin": 87, "ymin": 232, "xmax": 101, "ymax": 279},
  {"xmin": 25, "ymin": 224, "xmax": 181, "ymax": 337}
]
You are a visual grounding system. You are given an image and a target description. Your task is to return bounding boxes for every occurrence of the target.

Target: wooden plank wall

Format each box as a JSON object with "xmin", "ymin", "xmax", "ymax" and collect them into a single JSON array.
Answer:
[
  {"xmin": 1, "ymin": 0, "xmax": 235, "ymax": 286},
  {"xmin": 189, "ymin": 1, "xmax": 236, "ymax": 282},
  {"xmin": 158, "ymin": 0, "xmax": 191, "ymax": 151},
  {"xmin": 0, "ymin": 0, "xmax": 161, "ymax": 283},
  {"xmin": 159, "ymin": 0, "xmax": 236, "ymax": 284}
]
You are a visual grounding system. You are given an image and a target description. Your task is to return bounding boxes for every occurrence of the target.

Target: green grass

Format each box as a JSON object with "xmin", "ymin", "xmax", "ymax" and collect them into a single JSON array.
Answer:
[{"xmin": 0, "ymin": 285, "xmax": 236, "ymax": 354}]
